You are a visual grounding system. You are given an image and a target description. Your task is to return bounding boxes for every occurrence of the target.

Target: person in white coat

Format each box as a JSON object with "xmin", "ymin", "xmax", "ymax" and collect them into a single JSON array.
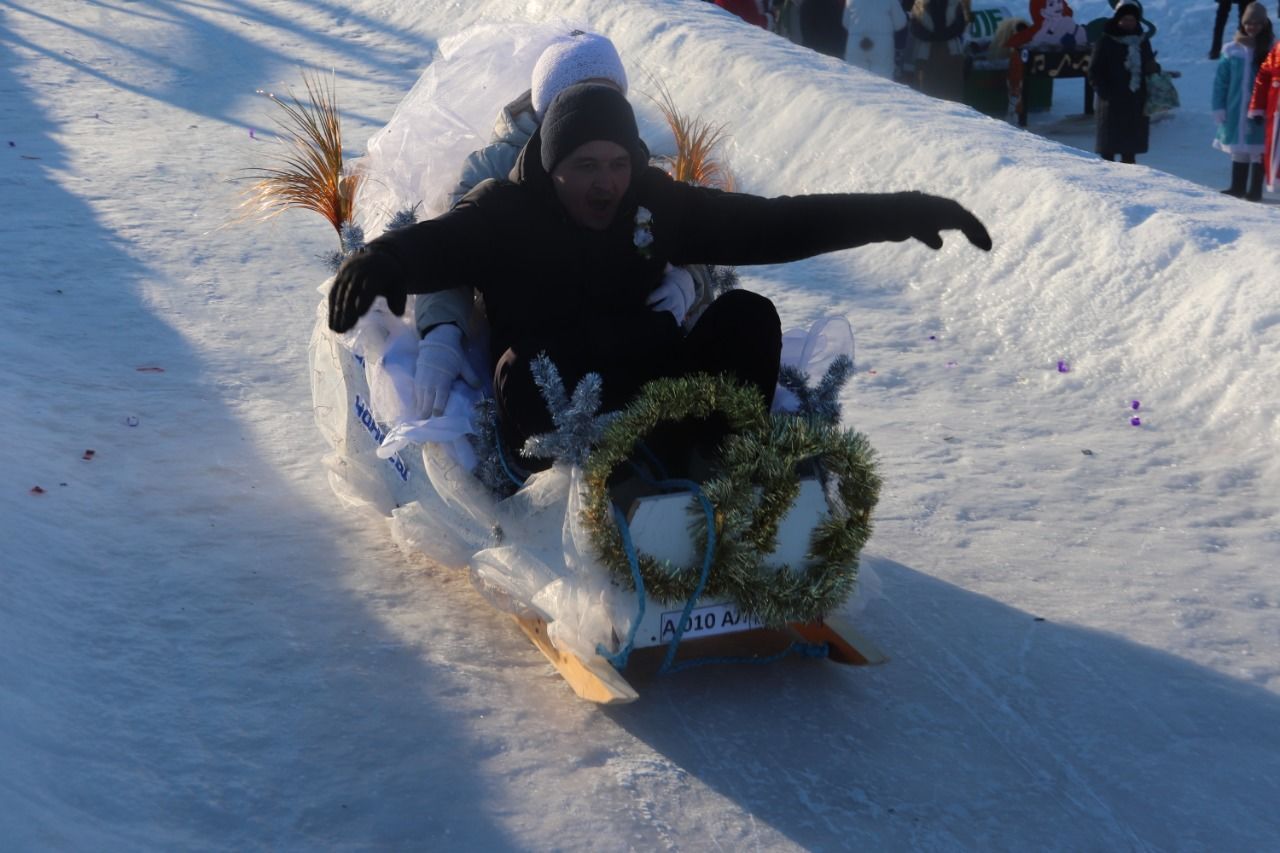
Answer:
[{"xmin": 843, "ymin": 0, "xmax": 908, "ymax": 77}]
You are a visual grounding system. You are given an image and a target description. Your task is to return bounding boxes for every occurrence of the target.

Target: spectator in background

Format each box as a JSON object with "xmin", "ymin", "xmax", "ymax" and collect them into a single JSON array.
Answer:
[
  {"xmin": 1213, "ymin": 2, "xmax": 1273, "ymax": 199},
  {"xmin": 1248, "ymin": 12, "xmax": 1280, "ymax": 197},
  {"xmin": 800, "ymin": 0, "xmax": 851, "ymax": 57},
  {"xmin": 1211, "ymin": 0, "xmax": 1253, "ymax": 59},
  {"xmin": 712, "ymin": 0, "xmax": 774, "ymax": 29},
  {"xmin": 844, "ymin": 0, "xmax": 909, "ymax": 78},
  {"xmin": 909, "ymin": 0, "xmax": 971, "ymax": 101},
  {"xmin": 1088, "ymin": 0, "xmax": 1160, "ymax": 164}
]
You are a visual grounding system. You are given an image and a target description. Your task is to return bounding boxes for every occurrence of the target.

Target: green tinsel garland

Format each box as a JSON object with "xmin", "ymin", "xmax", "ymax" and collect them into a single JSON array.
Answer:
[{"xmin": 581, "ymin": 374, "xmax": 881, "ymax": 627}]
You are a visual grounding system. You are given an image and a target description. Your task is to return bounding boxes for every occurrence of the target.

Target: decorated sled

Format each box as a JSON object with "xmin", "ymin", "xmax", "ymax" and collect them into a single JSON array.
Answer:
[
  {"xmin": 310, "ymin": 299, "xmax": 885, "ymax": 704},
  {"xmin": 256, "ymin": 22, "xmax": 886, "ymax": 703}
]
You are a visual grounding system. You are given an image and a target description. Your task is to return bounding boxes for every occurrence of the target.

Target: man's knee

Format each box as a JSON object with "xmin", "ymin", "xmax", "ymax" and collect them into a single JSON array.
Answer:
[{"xmin": 710, "ymin": 289, "xmax": 781, "ymax": 337}]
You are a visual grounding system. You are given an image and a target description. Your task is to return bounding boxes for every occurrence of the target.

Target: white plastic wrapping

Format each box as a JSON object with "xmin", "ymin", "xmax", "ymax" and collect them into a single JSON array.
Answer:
[{"xmin": 352, "ymin": 20, "xmax": 575, "ymax": 235}]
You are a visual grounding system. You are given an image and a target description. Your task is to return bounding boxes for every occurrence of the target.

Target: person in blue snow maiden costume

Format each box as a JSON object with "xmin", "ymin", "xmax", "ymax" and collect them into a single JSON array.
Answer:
[{"xmin": 1213, "ymin": 2, "xmax": 1274, "ymax": 199}]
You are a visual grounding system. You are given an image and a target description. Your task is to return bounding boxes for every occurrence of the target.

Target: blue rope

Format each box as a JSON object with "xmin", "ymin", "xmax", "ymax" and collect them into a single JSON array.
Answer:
[
  {"xmin": 594, "ymin": 447, "xmax": 826, "ymax": 677},
  {"xmin": 595, "ymin": 465, "xmax": 720, "ymax": 674},
  {"xmin": 634, "ymin": 439, "xmax": 670, "ymax": 481},
  {"xmin": 495, "ymin": 425, "xmax": 528, "ymax": 489},
  {"xmin": 597, "ymin": 504, "xmax": 647, "ymax": 670},
  {"xmin": 661, "ymin": 640, "xmax": 830, "ymax": 675},
  {"xmin": 654, "ymin": 480, "xmax": 716, "ymax": 674}
]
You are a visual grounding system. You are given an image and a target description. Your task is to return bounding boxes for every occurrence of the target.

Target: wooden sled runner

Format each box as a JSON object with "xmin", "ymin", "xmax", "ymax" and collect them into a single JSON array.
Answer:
[
  {"xmin": 512, "ymin": 484, "xmax": 886, "ymax": 705},
  {"xmin": 514, "ymin": 612, "xmax": 885, "ymax": 705}
]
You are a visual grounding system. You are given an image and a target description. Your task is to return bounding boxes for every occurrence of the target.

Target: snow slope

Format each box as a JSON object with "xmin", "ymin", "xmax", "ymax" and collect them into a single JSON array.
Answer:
[{"xmin": 3, "ymin": 0, "xmax": 1278, "ymax": 849}]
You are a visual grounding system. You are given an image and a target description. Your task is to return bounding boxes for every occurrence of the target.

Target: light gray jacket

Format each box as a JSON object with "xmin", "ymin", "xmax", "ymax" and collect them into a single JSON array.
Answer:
[{"xmin": 415, "ymin": 91, "xmax": 538, "ymax": 336}]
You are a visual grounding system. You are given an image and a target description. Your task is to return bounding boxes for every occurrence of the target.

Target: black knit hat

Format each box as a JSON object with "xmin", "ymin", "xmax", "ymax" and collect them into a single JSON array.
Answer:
[{"xmin": 539, "ymin": 83, "xmax": 645, "ymax": 174}]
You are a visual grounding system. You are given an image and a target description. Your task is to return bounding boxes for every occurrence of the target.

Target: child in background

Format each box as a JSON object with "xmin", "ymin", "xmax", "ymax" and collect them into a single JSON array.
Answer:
[{"xmin": 1213, "ymin": 3, "xmax": 1273, "ymax": 199}]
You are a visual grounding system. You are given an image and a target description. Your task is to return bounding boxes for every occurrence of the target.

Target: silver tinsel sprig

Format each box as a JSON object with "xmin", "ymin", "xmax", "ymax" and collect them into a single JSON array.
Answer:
[
  {"xmin": 468, "ymin": 397, "xmax": 520, "ymax": 497},
  {"xmin": 386, "ymin": 206, "xmax": 419, "ymax": 231},
  {"xmin": 324, "ymin": 219, "xmax": 367, "ymax": 271},
  {"xmin": 708, "ymin": 264, "xmax": 739, "ymax": 296},
  {"xmin": 778, "ymin": 354, "xmax": 855, "ymax": 426},
  {"xmin": 521, "ymin": 354, "xmax": 617, "ymax": 466}
]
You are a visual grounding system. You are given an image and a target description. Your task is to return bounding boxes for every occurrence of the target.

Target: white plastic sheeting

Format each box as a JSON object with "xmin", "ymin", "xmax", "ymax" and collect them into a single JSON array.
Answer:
[{"xmin": 352, "ymin": 20, "xmax": 576, "ymax": 234}]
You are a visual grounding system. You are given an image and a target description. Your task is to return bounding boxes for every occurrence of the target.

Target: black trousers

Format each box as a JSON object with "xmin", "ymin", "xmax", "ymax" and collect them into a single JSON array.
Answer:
[
  {"xmin": 1213, "ymin": 1, "xmax": 1251, "ymax": 55},
  {"xmin": 495, "ymin": 289, "xmax": 782, "ymax": 454}
]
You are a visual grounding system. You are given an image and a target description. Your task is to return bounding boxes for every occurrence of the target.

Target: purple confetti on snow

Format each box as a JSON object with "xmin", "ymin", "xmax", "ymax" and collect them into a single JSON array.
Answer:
[
  {"xmin": 125, "ymin": 415, "xmax": 140, "ymax": 427},
  {"xmin": 1057, "ymin": 360, "xmax": 1070, "ymax": 373},
  {"xmin": 1130, "ymin": 416, "xmax": 1142, "ymax": 427},
  {"xmin": 1131, "ymin": 400, "xmax": 1141, "ymax": 410},
  {"xmin": 249, "ymin": 128, "xmax": 256, "ymax": 139}
]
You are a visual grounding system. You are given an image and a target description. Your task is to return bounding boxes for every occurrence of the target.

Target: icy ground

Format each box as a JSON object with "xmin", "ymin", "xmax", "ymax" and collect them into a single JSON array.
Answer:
[{"xmin": 3, "ymin": 0, "xmax": 1279, "ymax": 849}]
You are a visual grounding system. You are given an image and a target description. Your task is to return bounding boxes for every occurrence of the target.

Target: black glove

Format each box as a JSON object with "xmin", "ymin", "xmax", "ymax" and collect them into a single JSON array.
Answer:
[
  {"xmin": 327, "ymin": 247, "xmax": 409, "ymax": 333},
  {"xmin": 879, "ymin": 192, "xmax": 993, "ymax": 251}
]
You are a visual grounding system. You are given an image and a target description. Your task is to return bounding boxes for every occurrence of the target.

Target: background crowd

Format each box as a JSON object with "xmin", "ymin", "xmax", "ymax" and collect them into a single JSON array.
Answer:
[{"xmin": 706, "ymin": 0, "xmax": 1280, "ymax": 199}]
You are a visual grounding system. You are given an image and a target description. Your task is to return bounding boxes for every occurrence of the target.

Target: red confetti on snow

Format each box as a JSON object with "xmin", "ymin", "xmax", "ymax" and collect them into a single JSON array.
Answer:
[
  {"xmin": 30, "ymin": 486, "xmax": 45, "ymax": 495},
  {"xmin": 136, "ymin": 366, "xmax": 165, "ymax": 373},
  {"xmin": 82, "ymin": 449, "xmax": 96, "ymax": 461}
]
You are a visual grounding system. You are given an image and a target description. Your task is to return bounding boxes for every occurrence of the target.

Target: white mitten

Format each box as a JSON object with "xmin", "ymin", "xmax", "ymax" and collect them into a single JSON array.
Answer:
[
  {"xmin": 414, "ymin": 323, "xmax": 481, "ymax": 418},
  {"xmin": 646, "ymin": 264, "xmax": 696, "ymax": 325}
]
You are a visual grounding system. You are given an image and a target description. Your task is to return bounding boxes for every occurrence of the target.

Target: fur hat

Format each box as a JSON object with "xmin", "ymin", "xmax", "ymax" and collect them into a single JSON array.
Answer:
[
  {"xmin": 539, "ymin": 83, "xmax": 644, "ymax": 175},
  {"xmin": 530, "ymin": 32, "xmax": 628, "ymax": 121}
]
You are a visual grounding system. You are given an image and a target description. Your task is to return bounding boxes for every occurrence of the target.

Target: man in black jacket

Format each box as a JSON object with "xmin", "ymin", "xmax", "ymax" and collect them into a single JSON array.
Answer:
[{"xmin": 329, "ymin": 84, "xmax": 991, "ymax": 449}]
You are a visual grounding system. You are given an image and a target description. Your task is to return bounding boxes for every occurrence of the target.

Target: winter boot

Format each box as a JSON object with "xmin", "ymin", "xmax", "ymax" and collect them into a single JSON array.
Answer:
[
  {"xmin": 1222, "ymin": 161, "xmax": 1249, "ymax": 197},
  {"xmin": 1246, "ymin": 162, "xmax": 1266, "ymax": 201}
]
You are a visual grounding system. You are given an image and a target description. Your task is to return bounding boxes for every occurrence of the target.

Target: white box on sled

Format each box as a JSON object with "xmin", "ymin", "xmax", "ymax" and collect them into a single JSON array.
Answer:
[{"xmin": 623, "ymin": 479, "xmax": 827, "ymax": 649}]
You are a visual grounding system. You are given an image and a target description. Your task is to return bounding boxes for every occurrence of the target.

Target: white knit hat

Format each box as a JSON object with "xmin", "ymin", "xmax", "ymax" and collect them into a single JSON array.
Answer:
[{"xmin": 530, "ymin": 31, "xmax": 628, "ymax": 121}]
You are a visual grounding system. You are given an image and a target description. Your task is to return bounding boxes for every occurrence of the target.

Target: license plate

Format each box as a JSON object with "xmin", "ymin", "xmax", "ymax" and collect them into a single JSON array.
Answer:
[{"xmin": 659, "ymin": 602, "xmax": 763, "ymax": 641}]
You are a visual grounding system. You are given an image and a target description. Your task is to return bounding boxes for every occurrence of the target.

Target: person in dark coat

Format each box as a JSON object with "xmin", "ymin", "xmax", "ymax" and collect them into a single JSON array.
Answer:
[
  {"xmin": 1089, "ymin": 0, "xmax": 1161, "ymax": 164},
  {"xmin": 799, "ymin": 0, "xmax": 849, "ymax": 58},
  {"xmin": 1211, "ymin": 0, "xmax": 1253, "ymax": 59},
  {"xmin": 328, "ymin": 84, "xmax": 991, "ymax": 450},
  {"xmin": 909, "ymin": 0, "xmax": 971, "ymax": 101}
]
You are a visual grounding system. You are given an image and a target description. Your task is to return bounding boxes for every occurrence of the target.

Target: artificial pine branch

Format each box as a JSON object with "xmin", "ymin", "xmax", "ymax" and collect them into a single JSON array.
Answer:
[{"xmin": 779, "ymin": 353, "xmax": 855, "ymax": 426}]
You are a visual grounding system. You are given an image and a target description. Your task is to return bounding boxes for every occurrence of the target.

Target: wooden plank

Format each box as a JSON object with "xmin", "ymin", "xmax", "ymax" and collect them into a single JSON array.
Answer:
[
  {"xmin": 513, "ymin": 615, "xmax": 639, "ymax": 705},
  {"xmin": 790, "ymin": 615, "xmax": 887, "ymax": 666}
]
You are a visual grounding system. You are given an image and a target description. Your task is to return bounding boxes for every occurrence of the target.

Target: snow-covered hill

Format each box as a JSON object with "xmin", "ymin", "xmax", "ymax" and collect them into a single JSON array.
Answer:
[{"xmin": 3, "ymin": 0, "xmax": 1278, "ymax": 849}]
